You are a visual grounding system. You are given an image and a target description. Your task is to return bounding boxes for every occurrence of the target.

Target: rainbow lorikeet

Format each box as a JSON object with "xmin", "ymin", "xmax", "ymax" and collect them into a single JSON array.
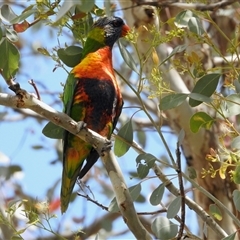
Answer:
[{"xmin": 61, "ymin": 16, "xmax": 130, "ymax": 213}]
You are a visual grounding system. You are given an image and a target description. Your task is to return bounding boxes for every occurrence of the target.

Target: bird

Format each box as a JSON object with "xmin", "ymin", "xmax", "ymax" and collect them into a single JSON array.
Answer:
[{"xmin": 60, "ymin": 16, "xmax": 130, "ymax": 213}]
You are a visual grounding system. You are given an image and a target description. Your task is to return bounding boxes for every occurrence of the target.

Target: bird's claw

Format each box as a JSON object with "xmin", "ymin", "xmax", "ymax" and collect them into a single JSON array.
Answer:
[
  {"xmin": 100, "ymin": 140, "xmax": 112, "ymax": 156},
  {"xmin": 76, "ymin": 121, "xmax": 87, "ymax": 133}
]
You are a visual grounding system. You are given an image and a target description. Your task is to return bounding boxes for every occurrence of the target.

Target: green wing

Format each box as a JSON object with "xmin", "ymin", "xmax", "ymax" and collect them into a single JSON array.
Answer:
[{"xmin": 62, "ymin": 72, "xmax": 78, "ymax": 115}]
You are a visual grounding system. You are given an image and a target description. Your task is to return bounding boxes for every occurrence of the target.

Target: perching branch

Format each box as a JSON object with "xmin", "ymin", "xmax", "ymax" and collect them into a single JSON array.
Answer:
[
  {"xmin": 0, "ymin": 90, "xmax": 109, "ymax": 156},
  {"xmin": 101, "ymin": 150, "xmax": 152, "ymax": 240},
  {"xmin": 135, "ymin": 0, "xmax": 237, "ymax": 11},
  {"xmin": 0, "ymin": 88, "xmax": 152, "ymax": 240}
]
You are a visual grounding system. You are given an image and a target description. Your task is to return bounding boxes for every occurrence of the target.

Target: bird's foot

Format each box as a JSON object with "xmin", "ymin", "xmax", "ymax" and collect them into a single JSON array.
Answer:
[
  {"xmin": 100, "ymin": 139, "xmax": 112, "ymax": 156},
  {"xmin": 76, "ymin": 121, "xmax": 87, "ymax": 133}
]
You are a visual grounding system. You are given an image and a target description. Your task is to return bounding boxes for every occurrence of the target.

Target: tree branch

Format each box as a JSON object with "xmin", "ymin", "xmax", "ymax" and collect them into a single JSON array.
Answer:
[
  {"xmin": 135, "ymin": 0, "xmax": 237, "ymax": 11},
  {"xmin": 101, "ymin": 150, "xmax": 152, "ymax": 239},
  {"xmin": 0, "ymin": 91, "xmax": 109, "ymax": 156},
  {"xmin": 0, "ymin": 90, "xmax": 152, "ymax": 239}
]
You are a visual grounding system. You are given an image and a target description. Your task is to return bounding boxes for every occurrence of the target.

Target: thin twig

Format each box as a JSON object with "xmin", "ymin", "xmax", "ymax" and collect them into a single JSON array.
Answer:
[
  {"xmin": 176, "ymin": 142, "xmax": 185, "ymax": 240},
  {"xmin": 77, "ymin": 193, "xmax": 109, "ymax": 211},
  {"xmin": 137, "ymin": 209, "xmax": 166, "ymax": 215},
  {"xmin": 28, "ymin": 79, "xmax": 41, "ymax": 100},
  {"xmin": 78, "ymin": 192, "xmax": 168, "ymax": 216}
]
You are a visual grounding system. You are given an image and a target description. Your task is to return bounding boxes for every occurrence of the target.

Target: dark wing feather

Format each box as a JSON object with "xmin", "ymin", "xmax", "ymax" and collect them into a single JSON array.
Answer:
[{"xmin": 78, "ymin": 149, "xmax": 99, "ymax": 179}]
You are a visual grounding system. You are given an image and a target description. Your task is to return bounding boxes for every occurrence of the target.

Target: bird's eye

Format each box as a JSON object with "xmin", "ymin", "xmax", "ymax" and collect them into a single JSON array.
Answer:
[{"xmin": 112, "ymin": 19, "xmax": 122, "ymax": 27}]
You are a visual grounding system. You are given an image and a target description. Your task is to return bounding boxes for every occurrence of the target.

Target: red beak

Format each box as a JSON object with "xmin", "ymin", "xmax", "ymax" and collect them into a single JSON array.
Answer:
[{"xmin": 121, "ymin": 24, "xmax": 130, "ymax": 37}]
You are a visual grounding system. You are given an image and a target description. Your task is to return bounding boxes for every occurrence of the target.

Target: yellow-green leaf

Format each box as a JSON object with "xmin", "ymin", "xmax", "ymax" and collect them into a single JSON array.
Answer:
[
  {"xmin": 0, "ymin": 38, "xmax": 20, "ymax": 81},
  {"xmin": 190, "ymin": 112, "xmax": 214, "ymax": 133},
  {"xmin": 209, "ymin": 204, "xmax": 222, "ymax": 221}
]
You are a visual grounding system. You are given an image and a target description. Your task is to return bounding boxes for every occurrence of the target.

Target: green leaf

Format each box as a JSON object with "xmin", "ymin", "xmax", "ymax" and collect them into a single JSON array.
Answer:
[
  {"xmin": 10, "ymin": 8, "xmax": 37, "ymax": 24},
  {"xmin": 136, "ymin": 153, "xmax": 156, "ymax": 178},
  {"xmin": 189, "ymin": 93, "xmax": 212, "ymax": 103},
  {"xmin": 209, "ymin": 204, "xmax": 222, "ymax": 221},
  {"xmin": 11, "ymin": 236, "xmax": 24, "ymax": 240},
  {"xmin": 57, "ymin": 46, "xmax": 82, "ymax": 67},
  {"xmin": 42, "ymin": 121, "xmax": 64, "ymax": 139},
  {"xmin": 232, "ymin": 166, "xmax": 240, "ymax": 184},
  {"xmin": 37, "ymin": 47, "xmax": 51, "ymax": 56},
  {"xmin": 136, "ymin": 130, "xmax": 146, "ymax": 148},
  {"xmin": 114, "ymin": 119, "xmax": 133, "ymax": 157},
  {"xmin": 233, "ymin": 190, "xmax": 240, "ymax": 212},
  {"xmin": 77, "ymin": 0, "xmax": 95, "ymax": 12},
  {"xmin": 15, "ymin": 228, "xmax": 26, "ymax": 235},
  {"xmin": 189, "ymin": 73, "xmax": 221, "ymax": 107},
  {"xmin": 118, "ymin": 40, "xmax": 139, "ymax": 74},
  {"xmin": 159, "ymin": 93, "xmax": 188, "ymax": 110},
  {"xmin": 190, "ymin": 112, "xmax": 214, "ymax": 133},
  {"xmin": 136, "ymin": 153, "xmax": 156, "ymax": 168},
  {"xmin": 129, "ymin": 183, "xmax": 141, "ymax": 201},
  {"xmin": 174, "ymin": 10, "xmax": 196, "ymax": 28},
  {"xmin": 167, "ymin": 196, "xmax": 181, "ymax": 218},
  {"xmin": 217, "ymin": 94, "xmax": 240, "ymax": 118},
  {"xmin": 136, "ymin": 163, "xmax": 149, "ymax": 179},
  {"xmin": 151, "ymin": 216, "xmax": 178, "ymax": 240},
  {"xmin": 0, "ymin": 4, "xmax": 18, "ymax": 22},
  {"xmin": 135, "ymin": 194, "xmax": 146, "ymax": 203},
  {"xmin": 222, "ymin": 232, "xmax": 237, "ymax": 240},
  {"xmin": 231, "ymin": 136, "xmax": 240, "ymax": 150},
  {"xmin": 91, "ymin": 5, "xmax": 105, "ymax": 17},
  {"xmin": 188, "ymin": 167, "xmax": 197, "ymax": 179},
  {"xmin": 108, "ymin": 197, "xmax": 119, "ymax": 213},
  {"xmin": 55, "ymin": 0, "xmax": 95, "ymax": 22},
  {"xmin": 0, "ymin": 38, "xmax": 20, "ymax": 80},
  {"xmin": 188, "ymin": 17, "xmax": 205, "ymax": 35},
  {"xmin": 149, "ymin": 184, "xmax": 165, "ymax": 206}
]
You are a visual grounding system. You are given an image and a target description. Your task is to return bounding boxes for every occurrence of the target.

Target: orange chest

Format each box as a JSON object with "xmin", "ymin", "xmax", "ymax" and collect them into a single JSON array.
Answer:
[{"xmin": 72, "ymin": 48, "xmax": 115, "ymax": 81}]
